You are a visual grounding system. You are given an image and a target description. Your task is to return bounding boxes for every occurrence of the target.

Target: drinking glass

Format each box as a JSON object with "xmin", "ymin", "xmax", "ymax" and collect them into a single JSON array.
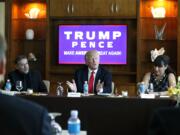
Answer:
[
  {"xmin": 49, "ymin": 112, "xmax": 62, "ymax": 135},
  {"xmin": 137, "ymin": 82, "xmax": 147, "ymax": 94},
  {"xmin": 16, "ymin": 81, "xmax": 23, "ymax": 92},
  {"xmin": 56, "ymin": 82, "xmax": 64, "ymax": 96}
]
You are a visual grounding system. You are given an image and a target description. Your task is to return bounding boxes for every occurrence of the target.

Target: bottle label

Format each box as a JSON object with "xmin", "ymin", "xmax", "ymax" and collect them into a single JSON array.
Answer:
[
  {"xmin": 83, "ymin": 84, "xmax": 88, "ymax": 95},
  {"xmin": 138, "ymin": 84, "xmax": 146, "ymax": 94},
  {"xmin": 68, "ymin": 123, "xmax": 80, "ymax": 134},
  {"xmin": 5, "ymin": 83, "xmax": 11, "ymax": 91}
]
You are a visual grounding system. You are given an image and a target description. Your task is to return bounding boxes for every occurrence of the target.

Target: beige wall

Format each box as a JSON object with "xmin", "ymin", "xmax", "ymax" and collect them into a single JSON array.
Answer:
[{"xmin": 0, "ymin": 2, "xmax": 5, "ymax": 38}]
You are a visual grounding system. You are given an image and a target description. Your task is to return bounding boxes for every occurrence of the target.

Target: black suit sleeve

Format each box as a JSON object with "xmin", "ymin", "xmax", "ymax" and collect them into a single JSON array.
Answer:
[
  {"xmin": 41, "ymin": 109, "xmax": 51, "ymax": 135},
  {"xmin": 74, "ymin": 69, "xmax": 84, "ymax": 93},
  {"xmin": 102, "ymin": 70, "xmax": 112, "ymax": 93},
  {"xmin": 34, "ymin": 71, "xmax": 47, "ymax": 93}
]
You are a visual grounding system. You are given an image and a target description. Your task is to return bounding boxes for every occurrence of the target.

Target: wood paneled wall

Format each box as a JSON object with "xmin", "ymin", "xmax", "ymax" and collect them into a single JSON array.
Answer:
[{"xmin": 6, "ymin": 0, "xmax": 180, "ymax": 95}]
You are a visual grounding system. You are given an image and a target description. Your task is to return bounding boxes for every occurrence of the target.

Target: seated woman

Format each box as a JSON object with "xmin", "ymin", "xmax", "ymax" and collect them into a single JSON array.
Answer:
[{"xmin": 142, "ymin": 55, "xmax": 176, "ymax": 96}]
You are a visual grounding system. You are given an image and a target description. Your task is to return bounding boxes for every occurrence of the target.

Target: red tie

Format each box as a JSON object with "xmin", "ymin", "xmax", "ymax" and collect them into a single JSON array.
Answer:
[{"xmin": 88, "ymin": 71, "xmax": 94, "ymax": 93}]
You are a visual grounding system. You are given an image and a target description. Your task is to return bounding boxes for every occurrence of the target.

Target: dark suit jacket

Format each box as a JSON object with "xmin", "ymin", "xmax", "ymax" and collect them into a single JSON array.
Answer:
[
  {"xmin": 0, "ymin": 93, "xmax": 51, "ymax": 135},
  {"xmin": 74, "ymin": 66, "xmax": 112, "ymax": 93},
  {"xmin": 7, "ymin": 70, "xmax": 47, "ymax": 92},
  {"xmin": 148, "ymin": 107, "xmax": 180, "ymax": 135}
]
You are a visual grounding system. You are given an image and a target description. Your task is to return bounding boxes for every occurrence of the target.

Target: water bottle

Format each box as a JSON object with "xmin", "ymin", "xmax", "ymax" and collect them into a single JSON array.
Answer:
[
  {"xmin": 5, "ymin": 79, "xmax": 12, "ymax": 91},
  {"xmin": 83, "ymin": 81, "xmax": 88, "ymax": 96},
  {"xmin": 148, "ymin": 83, "xmax": 154, "ymax": 93},
  {"xmin": 68, "ymin": 110, "xmax": 81, "ymax": 135}
]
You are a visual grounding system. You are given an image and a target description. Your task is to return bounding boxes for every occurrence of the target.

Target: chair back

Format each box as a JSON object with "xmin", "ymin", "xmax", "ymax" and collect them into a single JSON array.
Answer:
[
  {"xmin": 111, "ymin": 82, "xmax": 115, "ymax": 94},
  {"xmin": 43, "ymin": 80, "xmax": 50, "ymax": 93}
]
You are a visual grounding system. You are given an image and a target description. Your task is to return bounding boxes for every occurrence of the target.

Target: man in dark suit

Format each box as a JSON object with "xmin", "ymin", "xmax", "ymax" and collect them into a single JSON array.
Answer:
[
  {"xmin": 67, "ymin": 50, "xmax": 112, "ymax": 94},
  {"xmin": 7, "ymin": 55, "xmax": 47, "ymax": 92},
  {"xmin": 148, "ymin": 107, "xmax": 180, "ymax": 135},
  {"xmin": 0, "ymin": 35, "xmax": 51, "ymax": 135},
  {"xmin": 0, "ymin": 94, "xmax": 51, "ymax": 135}
]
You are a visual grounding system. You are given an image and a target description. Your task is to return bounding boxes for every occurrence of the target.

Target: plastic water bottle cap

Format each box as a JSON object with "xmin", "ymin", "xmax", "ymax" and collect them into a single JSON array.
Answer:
[{"xmin": 71, "ymin": 110, "xmax": 78, "ymax": 118}]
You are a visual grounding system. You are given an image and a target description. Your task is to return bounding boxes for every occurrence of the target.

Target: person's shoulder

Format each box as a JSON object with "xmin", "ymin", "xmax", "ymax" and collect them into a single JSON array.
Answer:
[
  {"xmin": 75, "ymin": 66, "xmax": 88, "ymax": 73},
  {"xmin": 8, "ymin": 70, "xmax": 18, "ymax": 76},
  {"xmin": 7, "ymin": 70, "xmax": 19, "ymax": 79},
  {"xmin": 0, "ymin": 93, "xmax": 44, "ymax": 111},
  {"xmin": 168, "ymin": 73, "xmax": 176, "ymax": 80},
  {"xmin": 145, "ymin": 72, "xmax": 151, "ymax": 76},
  {"xmin": 168, "ymin": 72, "xmax": 175, "ymax": 77},
  {"xmin": 99, "ymin": 66, "xmax": 111, "ymax": 74},
  {"xmin": 0, "ymin": 93, "xmax": 50, "ymax": 134},
  {"xmin": 30, "ymin": 70, "xmax": 40, "ymax": 73},
  {"xmin": 29, "ymin": 70, "xmax": 41, "ymax": 75}
]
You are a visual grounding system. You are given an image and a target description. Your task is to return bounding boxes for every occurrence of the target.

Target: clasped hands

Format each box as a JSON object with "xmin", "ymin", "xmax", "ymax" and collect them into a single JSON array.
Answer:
[{"xmin": 66, "ymin": 79, "xmax": 104, "ymax": 93}]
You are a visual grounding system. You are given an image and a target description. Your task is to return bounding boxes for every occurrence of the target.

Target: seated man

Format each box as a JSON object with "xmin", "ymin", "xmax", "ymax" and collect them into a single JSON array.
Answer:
[
  {"xmin": 7, "ymin": 55, "xmax": 47, "ymax": 92},
  {"xmin": 0, "ymin": 34, "xmax": 51, "ymax": 134},
  {"xmin": 66, "ymin": 50, "xmax": 112, "ymax": 94}
]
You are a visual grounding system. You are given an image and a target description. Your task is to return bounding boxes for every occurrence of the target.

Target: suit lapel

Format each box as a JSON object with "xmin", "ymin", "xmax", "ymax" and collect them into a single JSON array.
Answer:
[
  {"xmin": 94, "ymin": 67, "xmax": 101, "ymax": 93},
  {"xmin": 83, "ymin": 67, "xmax": 89, "ymax": 82},
  {"xmin": 27, "ymin": 70, "xmax": 32, "ymax": 89}
]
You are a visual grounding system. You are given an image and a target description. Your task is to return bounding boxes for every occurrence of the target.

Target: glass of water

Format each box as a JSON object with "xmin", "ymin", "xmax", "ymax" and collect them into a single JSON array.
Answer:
[
  {"xmin": 16, "ymin": 81, "xmax": 23, "ymax": 92},
  {"xmin": 49, "ymin": 112, "xmax": 62, "ymax": 135}
]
